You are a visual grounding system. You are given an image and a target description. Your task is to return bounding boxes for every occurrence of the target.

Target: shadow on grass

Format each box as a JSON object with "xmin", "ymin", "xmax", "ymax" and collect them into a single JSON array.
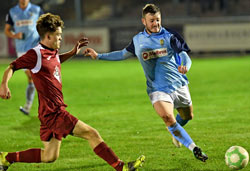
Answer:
[
  {"xmin": 12, "ymin": 116, "xmax": 40, "ymax": 135},
  {"xmin": 156, "ymin": 158, "xmax": 214, "ymax": 171},
  {"xmin": 164, "ymin": 169, "xmax": 214, "ymax": 171},
  {"xmin": 42, "ymin": 163, "xmax": 106, "ymax": 171}
]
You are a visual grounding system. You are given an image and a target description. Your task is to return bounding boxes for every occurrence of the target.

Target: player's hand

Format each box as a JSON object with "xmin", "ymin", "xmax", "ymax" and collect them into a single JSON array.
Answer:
[
  {"xmin": 74, "ymin": 37, "xmax": 89, "ymax": 55},
  {"xmin": 178, "ymin": 65, "xmax": 188, "ymax": 74},
  {"xmin": 15, "ymin": 32, "xmax": 23, "ymax": 39},
  {"xmin": 0, "ymin": 84, "xmax": 11, "ymax": 99},
  {"xmin": 83, "ymin": 48, "xmax": 98, "ymax": 59}
]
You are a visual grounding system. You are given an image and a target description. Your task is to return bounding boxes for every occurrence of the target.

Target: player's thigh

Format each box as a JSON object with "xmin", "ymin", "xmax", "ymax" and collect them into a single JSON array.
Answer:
[
  {"xmin": 153, "ymin": 101, "xmax": 175, "ymax": 125},
  {"xmin": 72, "ymin": 120, "xmax": 99, "ymax": 139},
  {"xmin": 42, "ymin": 137, "xmax": 61, "ymax": 161},
  {"xmin": 154, "ymin": 101, "xmax": 174, "ymax": 116},
  {"xmin": 176, "ymin": 105, "xmax": 193, "ymax": 120}
]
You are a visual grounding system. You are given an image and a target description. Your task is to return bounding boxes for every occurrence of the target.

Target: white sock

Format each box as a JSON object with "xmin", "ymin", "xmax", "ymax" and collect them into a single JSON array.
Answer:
[
  {"xmin": 25, "ymin": 101, "xmax": 32, "ymax": 110},
  {"xmin": 188, "ymin": 143, "xmax": 196, "ymax": 151}
]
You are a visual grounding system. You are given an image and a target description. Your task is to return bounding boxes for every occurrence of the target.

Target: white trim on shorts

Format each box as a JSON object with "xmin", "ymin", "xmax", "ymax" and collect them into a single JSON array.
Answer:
[{"xmin": 149, "ymin": 85, "xmax": 192, "ymax": 108}]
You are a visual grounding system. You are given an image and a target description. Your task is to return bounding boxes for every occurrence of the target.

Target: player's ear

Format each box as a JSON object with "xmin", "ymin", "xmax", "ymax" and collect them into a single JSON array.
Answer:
[
  {"xmin": 44, "ymin": 33, "xmax": 50, "ymax": 40},
  {"xmin": 141, "ymin": 17, "xmax": 146, "ymax": 26}
]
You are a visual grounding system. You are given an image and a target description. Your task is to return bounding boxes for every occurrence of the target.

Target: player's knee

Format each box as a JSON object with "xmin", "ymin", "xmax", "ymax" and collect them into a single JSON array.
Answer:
[
  {"xmin": 75, "ymin": 122, "xmax": 101, "ymax": 140},
  {"xmin": 87, "ymin": 127, "xmax": 101, "ymax": 139},
  {"xmin": 183, "ymin": 113, "xmax": 194, "ymax": 120},
  {"xmin": 161, "ymin": 114, "xmax": 176, "ymax": 125},
  {"xmin": 189, "ymin": 113, "xmax": 194, "ymax": 120},
  {"xmin": 45, "ymin": 158, "xmax": 57, "ymax": 163},
  {"xmin": 43, "ymin": 153, "xmax": 59, "ymax": 163}
]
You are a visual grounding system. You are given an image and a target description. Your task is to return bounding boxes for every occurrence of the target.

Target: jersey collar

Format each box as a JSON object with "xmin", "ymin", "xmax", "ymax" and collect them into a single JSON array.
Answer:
[{"xmin": 40, "ymin": 43, "xmax": 56, "ymax": 52}]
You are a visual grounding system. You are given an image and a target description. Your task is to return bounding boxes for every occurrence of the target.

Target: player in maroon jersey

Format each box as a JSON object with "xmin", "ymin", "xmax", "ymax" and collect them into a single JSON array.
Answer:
[{"xmin": 0, "ymin": 13, "xmax": 145, "ymax": 171}]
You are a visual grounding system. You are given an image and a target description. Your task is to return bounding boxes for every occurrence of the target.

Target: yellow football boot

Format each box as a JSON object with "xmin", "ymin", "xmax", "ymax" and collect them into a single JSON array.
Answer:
[
  {"xmin": 0, "ymin": 152, "xmax": 10, "ymax": 171},
  {"xmin": 122, "ymin": 155, "xmax": 145, "ymax": 171}
]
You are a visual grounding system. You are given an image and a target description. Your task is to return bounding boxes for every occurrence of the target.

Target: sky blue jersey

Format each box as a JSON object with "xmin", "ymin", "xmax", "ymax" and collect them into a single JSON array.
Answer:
[
  {"xmin": 6, "ymin": 3, "xmax": 43, "ymax": 53},
  {"xmin": 98, "ymin": 27, "xmax": 192, "ymax": 95}
]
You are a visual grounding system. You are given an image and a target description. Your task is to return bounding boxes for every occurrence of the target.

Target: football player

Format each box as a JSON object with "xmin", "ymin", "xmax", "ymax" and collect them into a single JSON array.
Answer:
[
  {"xmin": 5, "ymin": 0, "xmax": 43, "ymax": 115},
  {"xmin": 0, "ymin": 13, "xmax": 145, "ymax": 171},
  {"xmin": 84, "ymin": 3, "xmax": 208, "ymax": 162}
]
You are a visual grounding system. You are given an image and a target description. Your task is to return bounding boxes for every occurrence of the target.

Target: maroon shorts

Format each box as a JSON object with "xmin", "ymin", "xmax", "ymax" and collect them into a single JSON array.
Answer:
[{"xmin": 39, "ymin": 109, "xmax": 78, "ymax": 141}]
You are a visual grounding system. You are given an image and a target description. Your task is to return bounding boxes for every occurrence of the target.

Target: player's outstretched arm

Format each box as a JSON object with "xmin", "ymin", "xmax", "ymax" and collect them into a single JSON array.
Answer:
[
  {"xmin": 84, "ymin": 48, "xmax": 130, "ymax": 61},
  {"xmin": 59, "ymin": 37, "xmax": 89, "ymax": 63},
  {"xmin": 0, "ymin": 65, "xmax": 14, "ymax": 99},
  {"xmin": 83, "ymin": 48, "xmax": 98, "ymax": 59}
]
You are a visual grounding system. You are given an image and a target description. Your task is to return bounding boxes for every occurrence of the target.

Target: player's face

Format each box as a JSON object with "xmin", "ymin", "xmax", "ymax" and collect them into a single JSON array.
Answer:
[
  {"xmin": 19, "ymin": 0, "xmax": 29, "ymax": 9},
  {"xmin": 142, "ymin": 12, "xmax": 161, "ymax": 34},
  {"xmin": 48, "ymin": 27, "xmax": 62, "ymax": 50}
]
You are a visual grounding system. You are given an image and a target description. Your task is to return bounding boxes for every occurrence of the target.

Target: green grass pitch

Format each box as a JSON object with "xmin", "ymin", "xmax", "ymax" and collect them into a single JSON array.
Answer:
[{"xmin": 0, "ymin": 56, "xmax": 250, "ymax": 170}]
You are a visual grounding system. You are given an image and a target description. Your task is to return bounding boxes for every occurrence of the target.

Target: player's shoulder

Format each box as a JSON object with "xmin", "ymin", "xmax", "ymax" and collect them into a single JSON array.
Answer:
[
  {"xmin": 165, "ymin": 27, "xmax": 184, "ymax": 39},
  {"xmin": 27, "ymin": 44, "xmax": 42, "ymax": 54},
  {"xmin": 29, "ymin": 3, "xmax": 42, "ymax": 13},
  {"xmin": 161, "ymin": 27, "xmax": 174, "ymax": 37},
  {"xmin": 9, "ymin": 4, "xmax": 19, "ymax": 13},
  {"xmin": 132, "ymin": 32, "xmax": 144, "ymax": 44},
  {"xmin": 134, "ymin": 31, "xmax": 142, "ymax": 37},
  {"xmin": 26, "ymin": 48, "xmax": 38, "ymax": 56},
  {"xmin": 134, "ymin": 30, "xmax": 146, "ymax": 40}
]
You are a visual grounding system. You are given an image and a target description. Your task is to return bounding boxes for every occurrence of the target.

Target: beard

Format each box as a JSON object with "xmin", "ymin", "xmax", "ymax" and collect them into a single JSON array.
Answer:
[{"xmin": 145, "ymin": 25, "xmax": 160, "ymax": 34}]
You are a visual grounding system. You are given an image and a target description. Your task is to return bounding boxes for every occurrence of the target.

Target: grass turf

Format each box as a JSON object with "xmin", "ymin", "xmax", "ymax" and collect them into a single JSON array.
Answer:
[{"xmin": 0, "ymin": 56, "xmax": 250, "ymax": 170}]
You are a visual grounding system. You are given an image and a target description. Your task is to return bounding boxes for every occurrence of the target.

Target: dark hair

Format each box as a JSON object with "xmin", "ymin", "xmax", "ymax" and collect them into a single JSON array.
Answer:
[
  {"xmin": 36, "ymin": 13, "xmax": 64, "ymax": 39},
  {"xmin": 142, "ymin": 4, "xmax": 160, "ymax": 17}
]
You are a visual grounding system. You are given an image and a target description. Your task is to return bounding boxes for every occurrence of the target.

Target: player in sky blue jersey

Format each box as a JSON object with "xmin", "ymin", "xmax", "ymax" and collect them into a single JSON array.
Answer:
[
  {"xmin": 84, "ymin": 4, "xmax": 208, "ymax": 162},
  {"xmin": 4, "ymin": 0, "xmax": 43, "ymax": 115}
]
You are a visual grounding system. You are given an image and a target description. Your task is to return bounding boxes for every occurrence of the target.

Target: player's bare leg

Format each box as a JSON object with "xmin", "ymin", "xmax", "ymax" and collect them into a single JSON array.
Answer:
[
  {"xmin": 153, "ymin": 101, "xmax": 208, "ymax": 162},
  {"xmin": 20, "ymin": 70, "xmax": 35, "ymax": 115},
  {"xmin": 154, "ymin": 101, "xmax": 176, "ymax": 126},
  {"xmin": 154, "ymin": 101, "xmax": 182, "ymax": 147},
  {"xmin": 176, "ymin": 105, "xmax": 193, "ymax": 122},
  {"xmin": 72, "ymin": 120, "xmax": 103, "ymax": 148},
  {"xmin": 41, "ymin": 138, "xmax": 61, "ymax": 163},
  {"xmin": 0, "ymin": 140, "xmax": 58, "ymax": 171}
]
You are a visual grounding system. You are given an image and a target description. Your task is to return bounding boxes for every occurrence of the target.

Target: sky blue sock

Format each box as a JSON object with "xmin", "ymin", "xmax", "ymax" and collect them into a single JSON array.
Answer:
[
  {"xmin": 168, "ymin": 122, "xmax": 193, "ymax": 149},
  {"xmin": 176, "ymin": 114, "xmax": 189, "ymax": 126}
]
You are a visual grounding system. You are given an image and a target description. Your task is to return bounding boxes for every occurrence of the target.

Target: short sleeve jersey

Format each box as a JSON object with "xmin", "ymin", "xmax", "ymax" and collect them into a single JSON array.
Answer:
[
  {"xmin": 11, "ymin": 44, "xmax": 66, "ymax": 116},
  {"xmin": 6, "ymin": 3, "xmax": 43, "ymax": 53}
]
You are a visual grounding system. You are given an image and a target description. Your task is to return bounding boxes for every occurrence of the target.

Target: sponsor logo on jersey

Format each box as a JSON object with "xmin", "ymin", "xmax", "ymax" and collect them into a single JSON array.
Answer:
[
  {"xmin": 160, "ymin": 39, "xmax": 164, "ymax": 46},
  {"xmin": 15, "ymin": 19, "xmax": 33, "ymax": 27},
  {"xmin": 47, "ymin": 56, "xmax": 52, "ymax": 60},
  {"xmin": 142, "ymin": 48, "xmax": 168, "ymax": 61},
  {"xmin": 29, "ymin": 12, "xmax": 34, "ymax": 17}
]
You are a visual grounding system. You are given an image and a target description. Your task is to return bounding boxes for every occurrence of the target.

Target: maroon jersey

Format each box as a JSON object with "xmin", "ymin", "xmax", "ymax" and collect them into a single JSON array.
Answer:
[{"xmin": 11, "ymin": 44, "xmax": 67, "ymax": 116}]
